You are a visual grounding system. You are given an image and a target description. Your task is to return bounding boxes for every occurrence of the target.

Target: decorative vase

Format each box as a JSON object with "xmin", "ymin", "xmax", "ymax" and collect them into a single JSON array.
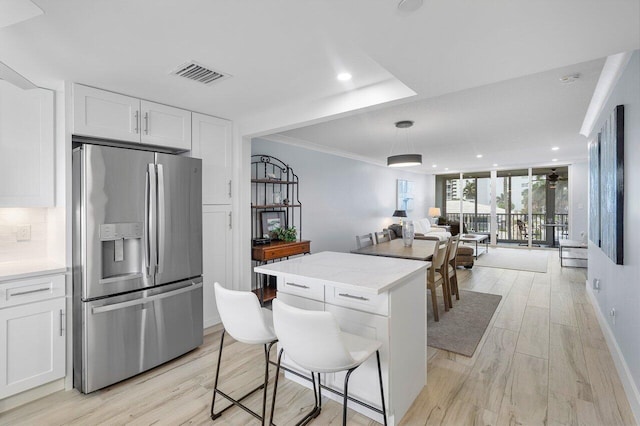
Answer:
[{"xmin": 402, "ymin": 220, "xmax": 415, "ymax": 247}]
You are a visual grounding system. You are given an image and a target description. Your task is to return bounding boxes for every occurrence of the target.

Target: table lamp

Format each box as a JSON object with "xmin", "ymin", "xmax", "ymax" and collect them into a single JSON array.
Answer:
[
  {"xmin": 428, "ymin": 207, "xmax": 441, "ymax": 224},
  {"xmin": 392, "ymin": 209, "xmax": 407, "ymax": 225}
]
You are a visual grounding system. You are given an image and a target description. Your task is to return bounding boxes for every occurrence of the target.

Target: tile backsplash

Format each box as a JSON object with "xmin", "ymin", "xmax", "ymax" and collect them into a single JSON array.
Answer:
[{"xmin": 0, "ymin": 208, "xmax": 48, "ymax": 262}]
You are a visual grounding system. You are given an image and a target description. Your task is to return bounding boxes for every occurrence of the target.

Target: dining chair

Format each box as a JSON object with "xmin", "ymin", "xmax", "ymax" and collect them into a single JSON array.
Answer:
[
  {"xmin": 356, "ymin": 233, "xmax": 376, "ymax": 248},
  {"xmin": 444, "ymin": 235, "xmax": 461, "ymax": 302},
  {"xmin": 424, "ymin": 236, "xmax": 450, "ymax": 321},
  {"xmin": 270, "ymin": 299, "xmax": 387, "ymax": 426},
  {"xmin": 211, "ymin": 282, "xmax": 278, "ymax": 424},
  {"xmin": 375, "ymin": 230, "xmax": 391, "ymax": 244}
]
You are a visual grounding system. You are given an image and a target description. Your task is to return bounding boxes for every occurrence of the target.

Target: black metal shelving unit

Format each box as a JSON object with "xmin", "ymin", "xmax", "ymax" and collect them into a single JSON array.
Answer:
[
  {"xmin": 251, "ymin": 155, "xmax": 302, "ymax": 240},
  {"xmin": 251, "ymin": 155, "xmax": 308, "ymax": 304}
]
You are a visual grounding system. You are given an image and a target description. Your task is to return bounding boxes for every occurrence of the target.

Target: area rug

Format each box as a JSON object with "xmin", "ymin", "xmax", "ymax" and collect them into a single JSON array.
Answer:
[
  {"xmin": 427, "ymin": 290, "xmax": 502, "ymax": 357},
  {"xmin": 474, "ymin": 247, "xmax": 548, "ymax": 273}
]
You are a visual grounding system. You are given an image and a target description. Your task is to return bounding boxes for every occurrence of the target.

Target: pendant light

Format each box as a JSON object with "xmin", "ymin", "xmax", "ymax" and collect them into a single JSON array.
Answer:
[{"xmin": 387, "ymin": 120, "xmax": 422, "ymax": 167}]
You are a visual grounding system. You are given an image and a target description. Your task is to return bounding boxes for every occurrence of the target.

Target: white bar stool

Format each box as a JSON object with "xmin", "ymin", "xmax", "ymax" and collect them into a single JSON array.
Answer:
[
  {"xmin": 211, "ymin": 282, "xmax": 278, "ymax": 424},
  {"xmin": 270, "ymin": 298, "xmax": 387, "ymax": 426}
]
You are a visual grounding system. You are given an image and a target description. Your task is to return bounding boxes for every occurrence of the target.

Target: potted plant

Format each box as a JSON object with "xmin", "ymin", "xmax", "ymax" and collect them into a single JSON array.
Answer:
[{"xmin": 273, "ymin": 226, "xmax": 297, "ymax": 242}]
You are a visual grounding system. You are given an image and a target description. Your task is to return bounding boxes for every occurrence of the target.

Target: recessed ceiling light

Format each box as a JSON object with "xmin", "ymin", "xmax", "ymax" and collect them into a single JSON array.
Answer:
[
  {"xmin": 492, "ymin": 163, "xmax": 498, "ymax": 167},
  {"xmin": 552, "ymin": 146, "xmax": 559, "ymax": 151},
  {"xmin": 337, "ymin": 72, "xmax": 352, "ymax": 81},
  {"xmin": 476, "ymin": 154, "xmax": 483, "ymax": 158},
  {"xmin": 445, "ymin": 168, "xmax": 449, "ymax": 171},
  {"xmin": 552, "ymin": 158, "xmax": 558, "ymax": 162},
  {"xmin": 432, "ymin": 164, "xmax": 437, "ymax": 168}
]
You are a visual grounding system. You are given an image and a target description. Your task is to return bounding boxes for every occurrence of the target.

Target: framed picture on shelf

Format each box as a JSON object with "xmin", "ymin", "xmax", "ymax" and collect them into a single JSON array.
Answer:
[{"xmin": 261, "ymin": 210, "xmax": 287, "ymax": 238}]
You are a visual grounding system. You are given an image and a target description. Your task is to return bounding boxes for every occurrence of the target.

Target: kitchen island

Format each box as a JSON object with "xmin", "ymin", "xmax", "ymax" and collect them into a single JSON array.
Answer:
[{"xmin": 255, "ymin": 251, "xmax": 429, "ymax": 425}]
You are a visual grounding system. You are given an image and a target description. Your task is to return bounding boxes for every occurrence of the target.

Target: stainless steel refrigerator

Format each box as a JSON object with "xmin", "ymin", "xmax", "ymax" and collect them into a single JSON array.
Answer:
[{"xmin": 72, "ymin": 143, "xmax": 203, "ymax": 394}]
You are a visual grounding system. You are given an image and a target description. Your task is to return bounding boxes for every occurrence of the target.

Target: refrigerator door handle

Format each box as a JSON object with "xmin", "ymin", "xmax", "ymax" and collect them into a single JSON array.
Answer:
[
  {"xmin": 147, "ymin": 163, "xmax": 157, "ymax": 277},
  {"xmin": 144, "ymin": 168, "xmax": 150, "ymax": 274},
  {"xmin": 157, "ymin": 164, "xmax": 165, "ymax": 274},
  {"xmin": 91, "ymin": 282, "xmax": 203, "ymax": 315}
]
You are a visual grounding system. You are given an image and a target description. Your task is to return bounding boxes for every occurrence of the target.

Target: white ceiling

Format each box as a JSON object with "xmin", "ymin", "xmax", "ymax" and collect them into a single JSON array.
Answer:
[
  {"xmin": 0, "ymin": 0, "xmax": 638, "ymax": 170},
  {"xmin": 271, "ymin": 57, "xmax": 605, "ymax": 172}
]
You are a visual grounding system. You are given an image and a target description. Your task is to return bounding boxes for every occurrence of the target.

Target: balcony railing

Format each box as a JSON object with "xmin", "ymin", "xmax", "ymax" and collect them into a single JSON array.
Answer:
[{"xmin": 445, "ymin": 213, "xmax": 568, "ymax": 243}]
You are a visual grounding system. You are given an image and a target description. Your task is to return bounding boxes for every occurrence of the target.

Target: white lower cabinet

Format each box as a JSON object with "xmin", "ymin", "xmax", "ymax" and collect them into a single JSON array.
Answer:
[
  {"xmin": 0, "ymin": 296, "xmax": 65, "ymax": 399},
  {"xmin": 258, "ymin": 254, "xmax": 427, "ymax": 425},
  {"xmin": 202, "ymin": 205, "xmax": 232, "ymax": 328},
  {"xmin": 276, "ymin": 277, "xmax": 389, "ymax": 421},
  {"xmin": 324, "ymin": 305, "xmax": 389, "ymax": 408}
]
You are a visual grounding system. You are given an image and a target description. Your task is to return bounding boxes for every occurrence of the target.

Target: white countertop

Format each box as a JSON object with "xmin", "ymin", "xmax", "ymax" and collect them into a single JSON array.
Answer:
[
  {"xmin": 0, "ymin": 260, "xmax": 67, "ymax": 283},
  {"xmin": 254, "ymin": 251, "xmax": 429, "ymax": 295}
]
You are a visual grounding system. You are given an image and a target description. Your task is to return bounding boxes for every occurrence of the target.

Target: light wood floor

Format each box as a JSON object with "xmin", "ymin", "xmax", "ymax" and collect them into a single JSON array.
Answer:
[{"xmin": 1, "ymin": 251, "xmax": 636, "ymax": 425}]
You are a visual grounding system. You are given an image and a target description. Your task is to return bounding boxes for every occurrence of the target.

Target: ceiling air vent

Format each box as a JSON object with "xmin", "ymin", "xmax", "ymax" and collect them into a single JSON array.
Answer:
[{"xmin": 171, "ymin": 61, "xmax": 231, "ymax": 86}]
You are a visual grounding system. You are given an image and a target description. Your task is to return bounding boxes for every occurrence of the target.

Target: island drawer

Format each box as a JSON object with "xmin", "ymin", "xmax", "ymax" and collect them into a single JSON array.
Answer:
[
  {"xmin": 277, "ymin": 275, "xmax": 324, "ymax": 302},
  {"xmin": 325, "ymin": 286, "xmax": 388, "ymax": 316},
  {"xmin": 0, "ymin": 274, "xmax": 65, "ymax": 309},
  {"xmin": 277, "ymin": 292, "xmax": 324, "ymax": 312}
]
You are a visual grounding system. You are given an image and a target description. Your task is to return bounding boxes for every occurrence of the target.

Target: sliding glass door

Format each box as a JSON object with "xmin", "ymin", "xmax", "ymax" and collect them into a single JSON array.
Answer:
[
  {"xmin": 461, "ymin": 172, "xmax": 491, "ymax": 236},
  {"xmin": 437, "ymin": 167, "xmax": 569, "ymax": 247}
]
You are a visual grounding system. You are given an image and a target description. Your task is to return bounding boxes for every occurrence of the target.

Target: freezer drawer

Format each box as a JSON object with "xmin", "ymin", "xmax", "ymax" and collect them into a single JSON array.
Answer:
[{"xmin": 76, "ymin": 278, "xmax": 203, "ymax": 393}]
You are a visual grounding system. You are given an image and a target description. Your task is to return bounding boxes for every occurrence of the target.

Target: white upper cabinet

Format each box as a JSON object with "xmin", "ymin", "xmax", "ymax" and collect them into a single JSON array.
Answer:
[
  {"xmin": 73, "ymin": 84, "xmax": 140, "ymax": 143},
  {"xmin": 72, "ymin": 84, "xmax": 191, "ymax": 151},
  {"xmin": 0, "ymin": 81, "xmax": 54, "ymax": 207},
  {"xmin": 191, "ymin": 113, "xmax": 232, "ymax": 205},
  {"xmin": 140, "ymin": 100, "xmax": 191, "ymax": 151}
]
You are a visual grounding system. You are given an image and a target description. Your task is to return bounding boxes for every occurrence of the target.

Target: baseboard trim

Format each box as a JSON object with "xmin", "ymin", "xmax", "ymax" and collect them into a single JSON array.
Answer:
[
  {"xmin": 586, "ymin": 280, "xmax": 640, "ymax": 424},
  {"xmin": 0, "ymin": 379, "xmax": 64, "ymax": 414}
]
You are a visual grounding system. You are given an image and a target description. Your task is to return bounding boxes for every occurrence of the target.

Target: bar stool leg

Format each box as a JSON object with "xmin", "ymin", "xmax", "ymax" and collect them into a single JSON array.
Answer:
[
  {"xmin": 262, "ymin": 342, "xmax": 275, "ymax": 424},
  {"xmin": 376, "ymin": 350, "xmax": 388, "ymax": 426},
  {"xmin": 342, "ymin": 368, "xmax": 356, "ymax": 426},
  {"xmin": 210, "ymin": 330, "xmax": 226, "ymax": 420},
  {"xmin": 315, "ymin": 372, "xmax": 322, "ymax": 418},
  {"xmin": 269, "ymin": 349, "xmax": 284, "ymax": 426}
]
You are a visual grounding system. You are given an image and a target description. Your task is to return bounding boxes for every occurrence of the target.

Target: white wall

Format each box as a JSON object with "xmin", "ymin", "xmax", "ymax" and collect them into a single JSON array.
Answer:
[
  {"xmin": 0, "ymin": 208, "xmax": 48, "ymax": 262},
  {"xmin": 570, "ymin": 161, "xmax": 588, "ymax": 241},
  {"xmin": 587, "ymin": 50, "xmax": 640, "ymax": 419},
  {"xmin": 252, "ymin": 138, "xmax": 434, "ymax": 253}
]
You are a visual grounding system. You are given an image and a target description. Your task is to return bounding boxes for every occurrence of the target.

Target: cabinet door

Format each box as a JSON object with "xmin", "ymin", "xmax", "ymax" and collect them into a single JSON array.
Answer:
[
  {"xmin": 202, "ymin": 205, "xmax": 232, "ymax": 328},
  {"xmin": 325, "ymin": 304, "xmax": 389, "ymax": 409},
  {"xmin": 0, "ymin": 81, "xmax": 54, "ymax": 207},
  {"xmin": 0, "ymin": 297, "xmax": 65, "ymax": 399},
  {"xmin": 73, "ymin": 84, "xmax": 141, "ymax": 143},
  {"xmin": 140, "ymin": 100, "xmax": 191, "ymax": 151},
  {"xmin": 191, "ymin": 113, "xmax": 232, "ymax": 204}
]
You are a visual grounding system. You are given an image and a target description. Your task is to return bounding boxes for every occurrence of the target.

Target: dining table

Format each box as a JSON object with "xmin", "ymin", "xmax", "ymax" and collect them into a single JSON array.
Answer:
[{"xmin": 351, "ymin": 238, "xmax": 438, "ymax": 261}]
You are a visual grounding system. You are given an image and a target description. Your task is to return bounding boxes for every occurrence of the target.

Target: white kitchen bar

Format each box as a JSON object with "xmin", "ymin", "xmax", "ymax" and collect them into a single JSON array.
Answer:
[{"xmin": 254, "ymin": 251, "xmax": 429, "ymax": 425}]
